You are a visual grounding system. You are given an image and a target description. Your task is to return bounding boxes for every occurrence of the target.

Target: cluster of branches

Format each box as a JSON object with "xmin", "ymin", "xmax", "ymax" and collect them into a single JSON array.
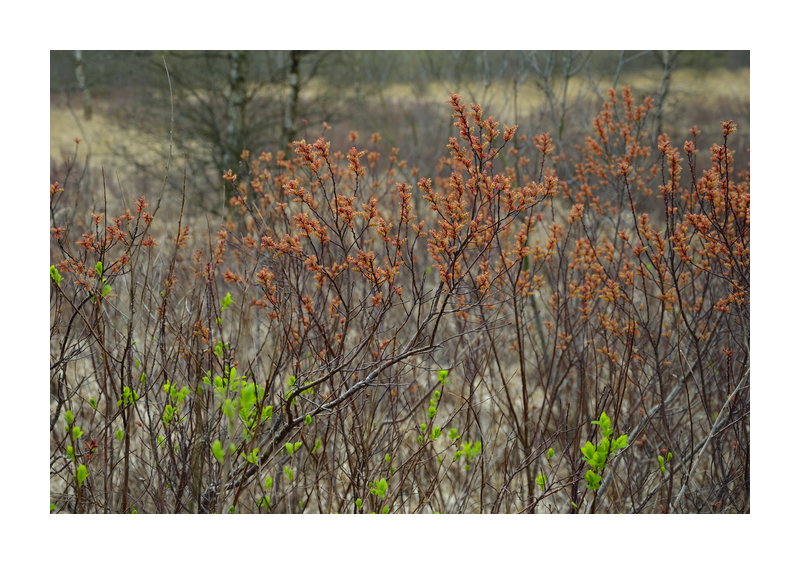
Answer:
[{"xmin": 50, "ymin": 87, "xmax": 748, "ymax": 513}]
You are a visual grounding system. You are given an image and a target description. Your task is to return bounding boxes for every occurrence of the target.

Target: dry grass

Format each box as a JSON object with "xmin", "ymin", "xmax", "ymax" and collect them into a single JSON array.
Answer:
[{"xmin": 50, "ymin": 68, "xmax": 749, "ymax": 173}]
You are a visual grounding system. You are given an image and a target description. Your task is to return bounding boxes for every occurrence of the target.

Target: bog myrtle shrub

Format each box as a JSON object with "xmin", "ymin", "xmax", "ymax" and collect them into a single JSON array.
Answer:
[{"xmin": 50, "ymin": 87, "xmax": 748, "ymax": 513}]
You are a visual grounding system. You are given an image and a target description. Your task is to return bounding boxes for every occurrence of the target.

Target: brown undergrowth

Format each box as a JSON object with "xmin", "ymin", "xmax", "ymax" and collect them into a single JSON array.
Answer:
[{"xmin": 50, "ymin": 87, "xmax": 749, "ymax": 513}]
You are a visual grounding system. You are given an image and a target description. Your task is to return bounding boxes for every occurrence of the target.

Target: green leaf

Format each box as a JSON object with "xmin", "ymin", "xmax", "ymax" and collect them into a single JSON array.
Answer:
[
  {"xmin": 283, "ymin": 465, "xmax": 294, "ymax": 481},
  {"xmin": 222, "ymin": 398, "xmax": 236, "ymax": 421},
  {"xmin": 64, "ymin": 410, "xmax": 74, "ymax": 426},
  {"xmin": 214, "ymin": 341, "xmax": 225, "ymax": 359},
  {"xmin": 312, "ymin": 439, "xmax": 323, "ymax": 453},
  {"xmin": 66, "ymin": 445, "xmax": 75, "ymax": 461},
  {"xmin": 95, "ymin": 261, "xmax": 104, "ymax": 276},
  {"xmin": 264, "ymin": 476, "xmax": 273, "ymax": 489},
  {"xmin": 581, "ymin": 441, "xmax": 596, "ymax": 461},
  {"xmin": 536, "ymin": 473, "xmax": 546, "ymax": 488},
  {"xmin": 304, "ymin": 414, "xmax": 313, "ymax": 425},
  {"xmin": 162, "ymin": 404, "xmax": 175, "ymax": 425},
  {"xmin": 244, "ymin": 448, "xmax": 259, "ymax": 464},
  {"xmin": 355, "ymin": 498, "xmax": 363, "ymax": 509},
  {"xmin": 50, "ymin": 265, "xmax": 63, "ymax": 286},
  {"xmin": 220, "ymin": 292, "xmax": 233, "ymax": 312},
  {"xmin": 448, "ymin": 428, "xmax": 460, "ymax": 441},
  {"xmin": 370, "ymin": 478, "xmax": 388, "ymax": 499},
  {"xmin": 546, "ymin": 447, "xmax": 555, "ymax": 461},
  {"xmin": 76, "ymin": 464, "xmax": 89, "ymax": 487},
  {"xmin": 611, "ymin": 434, "xmax": 628, "ymax": 451},
  {"xmin": 591, "ymin": 412, "xmax": 613, "ymax": 437},
  {"xmin": 211, "ymin": 440, "xmax": 225, "ymax": 464},
  {"xmin": 438, "ymin": 369, "xmax": 449, "ymax": 384},
  {"xmin": 72, "ymin": 426, "xmax": 84, "ymax": 441},
  {"xmin": 240, "ymin": 382, "xmax": 257, "ymax": 410},
  {"xmin": 585, "ymin": 469, "xmax": 601, "ymax": 490}
]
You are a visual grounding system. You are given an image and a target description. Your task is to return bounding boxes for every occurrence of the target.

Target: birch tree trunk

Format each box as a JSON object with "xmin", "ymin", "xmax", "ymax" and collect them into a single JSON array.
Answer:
[
  {"xmin": 221, "ymin": 50, "xmax": 248, "ymax": 206},
  {"xmin": 281, "ymin": 50, "xmax": 305, "ymax": 150},
  {"xmin": 73, "ymin": 50, "xmax": 92, "ymax": 120}
]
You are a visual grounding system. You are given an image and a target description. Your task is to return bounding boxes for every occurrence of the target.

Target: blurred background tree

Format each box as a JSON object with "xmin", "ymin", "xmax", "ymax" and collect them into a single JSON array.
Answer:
[{"xmin": 50, "ymin": 50, "xmax": 749, "ymax": 216}]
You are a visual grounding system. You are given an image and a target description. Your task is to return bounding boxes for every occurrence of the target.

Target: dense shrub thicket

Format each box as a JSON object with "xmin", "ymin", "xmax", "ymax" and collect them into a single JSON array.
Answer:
[{"xmin": 50, "ymin": 87, "xmax": 748, "ymax": 513}]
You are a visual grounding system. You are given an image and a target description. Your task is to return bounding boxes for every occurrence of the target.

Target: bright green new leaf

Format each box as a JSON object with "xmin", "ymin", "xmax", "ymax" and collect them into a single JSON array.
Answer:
[
  {"xmin": 220, "ymin": 292, "xmax": 233, "ymax": 312},
  {"xmin": 611, "ymin": 435, "xmax": 628, "ymax": 451},
  {"xmin": 214, "ymin": 341, "xmax": 225, "ymax": 359},
  {"xmin": 211, "ymin": 440, "xmax": 225, "ymax": 464},
  {"xmin": 50, "ymin": 265, "xmax": 63, "ymax": 286},
  {"xmin": 76, "ymin": 464, "xmax": 89, "ymax": 487},
  {"xmin": 222, "ymin": 398, "xmax": 236, "ymax": 421},
  {"xmin": 591, "ymin": 412, "xmax": 613, "ymax": 437},
  {"xmin": 162, "ymin": 404, "xmax": 175, "ymax": 425},
  {"xmin": 370, "ymin": 478, "xmax": 388, "ymax": 499},
  {"xmin": 585, "ymin": 470, "xmax": 601, "ymax": 490},
  {"xmin": 536, "ymin": 473, "xmax": 546, "ymax": 488}
]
